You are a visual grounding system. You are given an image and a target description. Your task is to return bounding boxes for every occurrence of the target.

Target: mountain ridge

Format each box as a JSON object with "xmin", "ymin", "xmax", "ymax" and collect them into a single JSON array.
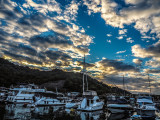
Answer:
[{"xmin": 0, "ymin": 58, "xmax": 130, "ymax": 95}]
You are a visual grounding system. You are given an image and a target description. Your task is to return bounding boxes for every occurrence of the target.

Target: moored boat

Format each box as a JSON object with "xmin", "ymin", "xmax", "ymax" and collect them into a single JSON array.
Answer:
[
  {"xmin": 136, "ymin": 96, "xmax": 156, "ymax": 119},
  {"xmin": 107, "ymin": 95, "xmax": 133, "ymax": 113},
  {"xmin": 77, "ymin": 90, "xmax": 104, "ymax": 111}
]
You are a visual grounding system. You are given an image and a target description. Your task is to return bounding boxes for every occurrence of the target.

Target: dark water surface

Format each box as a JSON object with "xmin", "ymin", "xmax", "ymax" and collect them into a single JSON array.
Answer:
[{"xmin": 0, "ymin": 104, "xmax": 159, "ymax": 120}]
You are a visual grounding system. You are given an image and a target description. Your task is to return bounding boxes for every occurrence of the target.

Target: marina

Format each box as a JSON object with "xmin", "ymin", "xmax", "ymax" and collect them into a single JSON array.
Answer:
[{"xmin": 1, "ymin": 84, "xmax": 160, "ymax": 120}]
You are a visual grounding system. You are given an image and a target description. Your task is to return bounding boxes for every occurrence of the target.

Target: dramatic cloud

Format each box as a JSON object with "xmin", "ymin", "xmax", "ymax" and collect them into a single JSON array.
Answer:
[
  {"xmin": 132, "ymin": 40, "xmax": 160, "ymax": 69},
  {"xmin": 132, "ymin": 40, "xmax": 160, "ymax": 60},
  {"xmin": 0, "ymin": 0, "xmax": 93, "ymax": 69},
  {"xmin": 99, "ymin": 59, "xmax": 137, "ymax": 71},
  {"xmin": 132, "ymin": 45, "xmax": 157, "ymax": 59},
  {"xmin": 83, "ymin": 0, "xmax": 160, "ymax": 39},
  {"xmin": 88, "ymin": 59, "xmax": 138, "ymax": 79}
]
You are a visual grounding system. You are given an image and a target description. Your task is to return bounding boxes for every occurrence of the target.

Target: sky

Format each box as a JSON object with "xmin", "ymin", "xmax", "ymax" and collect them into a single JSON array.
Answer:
[{"xmin": 0, "ymin": 0, "xmax": 160, "ymax": 94}]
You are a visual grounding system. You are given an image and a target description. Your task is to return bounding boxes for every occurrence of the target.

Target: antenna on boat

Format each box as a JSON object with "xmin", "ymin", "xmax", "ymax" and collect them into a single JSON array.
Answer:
[{"xmin": 148, "ymin": 73, "xmax": 151, "ymax": 95}]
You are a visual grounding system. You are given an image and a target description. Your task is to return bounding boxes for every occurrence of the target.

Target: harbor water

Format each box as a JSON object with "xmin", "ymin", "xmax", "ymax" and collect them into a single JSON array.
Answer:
[{"xmin": 1, "ymin": 103, "xmax": 160, "ymax": 120}]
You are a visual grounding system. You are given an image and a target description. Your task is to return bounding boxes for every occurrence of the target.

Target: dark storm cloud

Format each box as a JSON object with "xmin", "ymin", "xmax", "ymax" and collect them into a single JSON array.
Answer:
[
  {"xmin": 126, "ymin": 0, "xmax": 160, "ymax": 10},
  {"xmin": 45, "ymin": 50, "xmax": 71, "ymax": 61},
  {"xmin": 0, "ymin": 0, "xmax": 21, "ymax": 20},
  {"xmin": 29, "ymin": 34, "xmax": 72, "ymax": 48},
  {"xmin": 77, "ymin": 61, "xmax": 95, "ymax": 68},
  {"xmin": 99, "ymin": 59, "xmax": 138, "ymax": 72},
  {"xmin": 16, "ymin": 13, "xmax": 69, "ymax": 36},
  {"xmin": 76, "ymin": 46, "xmax": 89, "ymax": 54},
  {"xmin": 18, "ymin": 44, "xmax": 37, "ymax": 56},
  {"xmin": 146, "ymin": 69, "xmax": 160, "ymax": 73},
  {"xmin": 147, "ymin": 43, "xmax": 160, "ymax": 57},
  {"xmin": 2, "ymin": 43, "xmax": 37, "ymax": 57},
  {"xmin": 28, "ymin": 14, "xmax": 45, "ymax": 27},
  {"xmin": 0, "ymin": 30, "xmax": 9, "ymax": 42},
  {"xmin": 16, "ymin": 13, "xmax": 47, "ymax": 32},
  {"xmin": 2, "ymin": 50, "xmax": 42, "ymax": 65}
]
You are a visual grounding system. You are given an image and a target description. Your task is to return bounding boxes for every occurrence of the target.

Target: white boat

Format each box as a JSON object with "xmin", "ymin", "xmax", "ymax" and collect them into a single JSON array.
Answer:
[
  {"xmin": 65, "ymin": 99, "xmax": 80, "ymax": 108},
  {"xmin": 35, "ymin": 97, "xmax": 65, "ymax": 106},
  {"xmin": 77, "ymin": 90, "xmax": 104, "ymax": 111},
  {"xmin": 107, "ymin": 96, "xmax": 132, "ymax": 113},
  {"xmin": 136, "ymin": 96, "xmax": 156, "ymax": 119},
  {"xmin": 6, "ymin": 84, "xmax": 46, "ymax": 104}
]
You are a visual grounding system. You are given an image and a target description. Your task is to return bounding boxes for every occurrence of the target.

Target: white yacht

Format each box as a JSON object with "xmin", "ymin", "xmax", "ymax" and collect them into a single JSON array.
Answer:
[
  {"xmin": 6, "ymin": 84, "xmax": 46, "ymax": 104},
  {"xmin": 136, "ymin": 96, "xmax": 156, "ymax": 119},
  {"xmin": 77, "ymin": 90, "xmax": 104, "ymax": 111},
  {"xmin": 107, "ymin": 95, "xmax": 132, "ymax": 113}
]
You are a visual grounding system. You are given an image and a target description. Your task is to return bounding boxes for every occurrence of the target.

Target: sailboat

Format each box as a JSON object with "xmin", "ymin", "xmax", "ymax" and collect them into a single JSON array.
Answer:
[
  {"xmin": 106, "ymin": 76, "xmax": 132, "ymax": 113},
  {"xmin": 136, "ymin": 73, "xmax": 156, "ymax": 119},
  {"xmin": 77, "ymin": 55, "xmax": 104, "ymax": 111}
]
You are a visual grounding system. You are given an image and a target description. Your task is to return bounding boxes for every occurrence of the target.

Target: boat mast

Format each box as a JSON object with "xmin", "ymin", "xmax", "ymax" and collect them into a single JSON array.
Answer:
[
  {"xmin": 83, "ymin": 54, "xmax": 86, "ymax": 93},
  {"xmin": 123, "ymin": 75, "xmax": 125, "ymax": 96},
  {"xmin": 148, "ymin": 73, "xmax": 151, "ymax": 95},
  {"xmin": 86, "ymin": 73, "xmax": 88, "ymax": 91},
  {"xmin": 82, "ymin": 54, "xmax": 89, "ymax": 93}
]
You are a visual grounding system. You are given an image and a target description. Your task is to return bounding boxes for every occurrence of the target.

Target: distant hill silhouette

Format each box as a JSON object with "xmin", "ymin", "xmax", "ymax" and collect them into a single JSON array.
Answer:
[{"xmin": 0, "ymin": 58, "xmax": 130, "ymax": 95}]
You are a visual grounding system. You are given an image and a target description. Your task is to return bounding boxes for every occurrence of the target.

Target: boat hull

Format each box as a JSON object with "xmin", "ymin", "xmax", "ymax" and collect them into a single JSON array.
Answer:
[
  {"xmin": 36, "ymin": 103, "xmax": 65, "ymax": 106},
  {"xmin": 108, "ymin": 108, "xmax": 125, "ymax": 114},
  {"xmin": 77, "ymin": 105, "xmax": 103, "ymax": 112},
  {"xmin": 136, "ymin": 109, "xmax": 156, "ymax": 118},
  {"xmin": 65, "ymin": 103, "xmax": 79, "ymax": 109},
  {"xmin": 107, "ymin": 104, "xmax": 132, "ymax": 113}
]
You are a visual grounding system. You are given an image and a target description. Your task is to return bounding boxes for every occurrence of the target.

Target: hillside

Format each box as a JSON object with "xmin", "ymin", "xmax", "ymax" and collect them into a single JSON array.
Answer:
[{"xmin": 0, "ymin": 58, "xmax": 130, "ymax": 95}]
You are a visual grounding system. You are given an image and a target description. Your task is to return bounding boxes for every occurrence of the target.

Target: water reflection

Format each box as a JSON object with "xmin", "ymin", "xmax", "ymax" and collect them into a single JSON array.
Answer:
[
  {"xmin": 106, "ymin": 112, "xmax": 129, "ymax": 120},
  {"xmin": 5, "ymin": 104, "xmax": 32, "ymax": 119},
  {"xmin": 78, "ymin": 110, "xmax": 103, "ymax": 120},
  {"xmin": 3, "ymin": 104, "xmax": 157, "ymax": 120}
]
